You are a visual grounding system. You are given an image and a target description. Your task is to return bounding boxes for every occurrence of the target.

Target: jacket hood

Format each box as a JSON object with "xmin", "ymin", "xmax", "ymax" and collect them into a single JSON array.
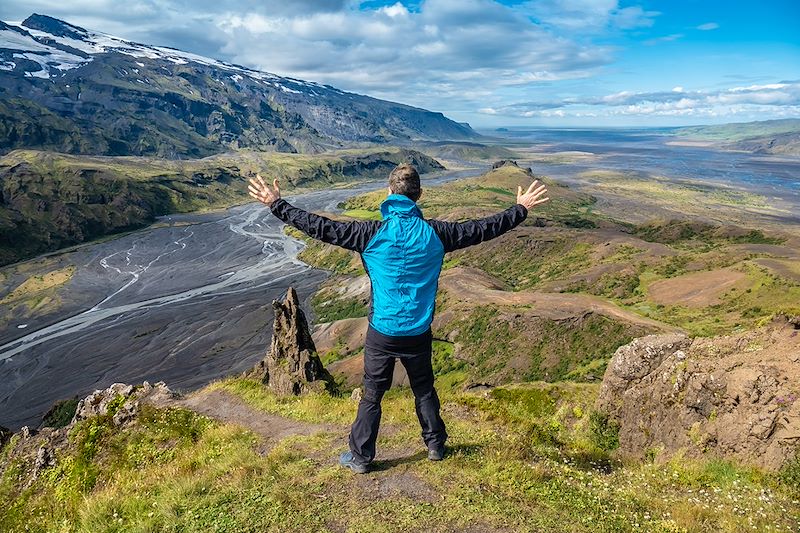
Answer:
[{"xmin": 380, "ymin": 194, "xmax": 423, "ymax": 219}]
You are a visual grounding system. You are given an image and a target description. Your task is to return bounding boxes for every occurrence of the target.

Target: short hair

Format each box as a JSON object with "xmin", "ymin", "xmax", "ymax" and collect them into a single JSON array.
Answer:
[{"xmin": 388, "ymin": 163, "xmax": 421, "ymax": 201}]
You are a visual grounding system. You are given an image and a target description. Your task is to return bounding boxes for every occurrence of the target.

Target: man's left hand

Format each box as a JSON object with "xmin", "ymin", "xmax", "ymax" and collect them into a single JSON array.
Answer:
[{"xmin": 248, "ymin": 174, "xmax": 281, "ymax": 207}]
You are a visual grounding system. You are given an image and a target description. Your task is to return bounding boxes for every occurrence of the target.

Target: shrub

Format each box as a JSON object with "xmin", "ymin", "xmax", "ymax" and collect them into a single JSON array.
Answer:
[{"xmin": 588, "ymin": 410, "xmax": 620, "ymax": 451}]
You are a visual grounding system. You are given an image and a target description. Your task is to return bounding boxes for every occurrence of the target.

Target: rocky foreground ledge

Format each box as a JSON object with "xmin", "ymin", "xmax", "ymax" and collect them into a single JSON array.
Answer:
[
  {"xmin": 596, "ymin": 315, "xmax": 800, "ymax": 470},
  {"xmin": 0, "ymin": 381, "xmax": 177, "ymax": 487}
]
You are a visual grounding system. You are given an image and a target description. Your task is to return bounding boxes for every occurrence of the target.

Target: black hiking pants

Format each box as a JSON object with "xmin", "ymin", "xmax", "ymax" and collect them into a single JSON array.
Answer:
[{"xmin": 348, "ymin": 325, "xmax": 448, "ymax": 464}]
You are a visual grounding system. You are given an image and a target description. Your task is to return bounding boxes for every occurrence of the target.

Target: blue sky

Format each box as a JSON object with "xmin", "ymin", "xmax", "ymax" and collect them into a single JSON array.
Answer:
[{"xmin": 2, "ymin": 0, "xmax": 798, "ymax": 127}]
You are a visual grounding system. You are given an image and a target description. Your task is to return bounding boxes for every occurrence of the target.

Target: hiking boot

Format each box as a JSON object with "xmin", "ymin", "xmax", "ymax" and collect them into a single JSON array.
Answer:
[
  {"xmin": 339, "ymin": 451, "xmax": 369, "ymax": 474},
  {"xmin": 427, "ymin": 444, "xmax": 445, "ymax": 461}
]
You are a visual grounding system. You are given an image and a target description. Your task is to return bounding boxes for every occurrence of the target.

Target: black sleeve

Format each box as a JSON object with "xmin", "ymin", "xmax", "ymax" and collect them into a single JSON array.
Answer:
[
  {"xmin": 269, "ymin": 198, "xmax": 381, "ymax": 253},
  {"xmin": 426, "ymin": 204, "xmax": 528, "ymax": 253}
]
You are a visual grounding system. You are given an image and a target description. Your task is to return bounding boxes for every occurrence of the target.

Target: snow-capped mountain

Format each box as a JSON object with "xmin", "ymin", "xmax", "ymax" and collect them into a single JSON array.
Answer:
[{"xmin": 0, "ymin": 14, "xmax": 477, "ymax": 156}]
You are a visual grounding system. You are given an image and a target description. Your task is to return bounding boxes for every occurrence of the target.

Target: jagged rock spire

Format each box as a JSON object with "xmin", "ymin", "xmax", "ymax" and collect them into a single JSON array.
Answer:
[{"xmin": 250, "ymin": 287, "xmax": 334, "ymax": 395}]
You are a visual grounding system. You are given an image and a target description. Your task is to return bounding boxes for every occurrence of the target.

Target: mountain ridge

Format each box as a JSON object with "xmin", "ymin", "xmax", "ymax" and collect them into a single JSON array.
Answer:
[{"xmin": 0, "ymin": 14, "xmax": 479, "ymax": 157}]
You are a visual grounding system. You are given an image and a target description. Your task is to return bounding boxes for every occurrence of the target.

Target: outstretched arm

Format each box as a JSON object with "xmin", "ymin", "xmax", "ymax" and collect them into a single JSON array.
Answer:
[
  {"xmin": 248, "ymin": 175, "xmax": 380, "ymax": 252},
  {"xmin": 427, "ymin": 179, "xmax": 549, "ymax": 253}
]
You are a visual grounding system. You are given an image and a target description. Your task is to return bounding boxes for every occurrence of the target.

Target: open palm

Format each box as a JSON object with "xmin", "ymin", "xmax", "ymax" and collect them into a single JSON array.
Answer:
[
  {"xmin": 516, "ymin": 180, "xmax": 549, "ymax": 210},
  {"xmin": 248, "ymin": 174, "xmax": 281, "ymax": 207}
]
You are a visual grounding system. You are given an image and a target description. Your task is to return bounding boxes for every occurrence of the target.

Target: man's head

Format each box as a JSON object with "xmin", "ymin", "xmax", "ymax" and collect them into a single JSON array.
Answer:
[{"xmin": 388, "ymin": 163, "xmax": 422, "ymax": 201}]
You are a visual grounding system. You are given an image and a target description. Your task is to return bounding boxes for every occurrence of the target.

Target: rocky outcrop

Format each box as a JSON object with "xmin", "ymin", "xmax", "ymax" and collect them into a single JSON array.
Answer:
[
  {"xmin": 73, "ymin": 381, "xmax": 175, "ymax": 426},
  {"xmin": 596, "ymin": 316, "xmax": 800, "ymax": 470},
  {"xmin": 249, "ymin": 287, "xmax": 334, "ymax": 395},
  {"xmin": 491, "ymin": 160, "xmax": 533, "ymax": 176},
  {"xmin": 0, "ymin": 381, "xmax": 177, "ymax": 486}
]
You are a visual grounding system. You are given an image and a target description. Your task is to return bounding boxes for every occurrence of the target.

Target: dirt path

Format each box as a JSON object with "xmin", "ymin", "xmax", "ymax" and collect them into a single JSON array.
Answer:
[{"xmin": 152, "ymin": 388, "xmax": 338, "ymax": 451}]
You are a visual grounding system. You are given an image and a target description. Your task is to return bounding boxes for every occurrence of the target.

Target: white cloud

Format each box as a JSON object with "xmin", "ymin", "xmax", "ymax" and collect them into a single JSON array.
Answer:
[
  {"xmin": 379, "ymin": 2, "xmax": 409, "ymax": 18},
  {"xmin": 643, "ymin": 33, "xmax": 683, "ymax": 45},
  {"xmin": 696, "ymin": 22, "xmax": 719, "ymax": 31},
  {"xmin": 209, "ymin": 0, "xmax": 615, "ymax": 110},
  {"xmin": 522, "ymin": 0, "xmax": 659, "ymax": 31},
  {"xmin": 479, "ymin": 82, "xmax": 800, "ymax": 119}
]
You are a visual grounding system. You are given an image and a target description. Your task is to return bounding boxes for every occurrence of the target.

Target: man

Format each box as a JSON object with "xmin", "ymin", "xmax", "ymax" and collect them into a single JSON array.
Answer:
[{"xmin": 248, "ymin": 164, "xmax": 548, "ymax": 474}]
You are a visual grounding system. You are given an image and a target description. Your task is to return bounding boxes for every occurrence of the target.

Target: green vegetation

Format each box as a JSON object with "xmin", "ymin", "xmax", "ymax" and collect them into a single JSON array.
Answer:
[
  {"xmin": 588, "ymin": 411, "xmax": 620, "ymax": 452},
  {"xmin": 675, "ymin": 119, "xmax": 800, "ymax": 142},
  {"xmin": 632, "ymin": 262, "xmax": 800, "ymax": 337},
  {"xmin": 0, "ymin": 263, "xmax": 76, "ymax": 319},
  {"xmin": 413, "ymin": 141, "xmax": 521, "ymax": 161},
  {"xmin": 3, "ymin": 378, "xmax": 797, "ymax": 532},
  {"xmin": 445, "ymin": 304, "xmax": 643, "ymax": 383},
  {"xmin": 285, "ymin": 227, "xmax": 365, "ymax": 277},
  {"xmin": 341, "ymin": 209, "xmax": 382, "ymax": 221},
  {"xmin": 311, "ymin": 292, "xmax": 368, "ymax": 323},
  {"xmin": 40, "ymin": 398, "xmax": 80, "ymax": 429},
  {"xmin": 454, "ymin": 238, "xmax": 595, "ymax": 290},
  {"xmin": 634, "ymin": 219, "xmax": 784, "ymax": 248}
]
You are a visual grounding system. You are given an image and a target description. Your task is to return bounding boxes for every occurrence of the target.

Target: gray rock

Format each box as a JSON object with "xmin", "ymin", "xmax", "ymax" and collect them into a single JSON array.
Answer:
[
  {"xmin": 72, "ymin": 381, "xmax": 175, "ymax": 426},
  {"xmin": 249, "ymin": 287, "xmax": 334, "ymax": 396},
  {"xmin": 595, "ymin": 318, "xmax": 800, "ymax": 470},
  {"xmin": 32, "ymin": 446, "xmax": 55, "ymax": 479},
  {"xmin": 350, "ymin": 388, "xmax": 363, "ymax": 402}
]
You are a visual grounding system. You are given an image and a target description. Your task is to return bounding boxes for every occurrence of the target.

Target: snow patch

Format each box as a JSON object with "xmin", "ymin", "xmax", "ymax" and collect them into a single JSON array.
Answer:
[{"xmin": 1, "ymin": 21, "xmax": 308, "ymax": 90}]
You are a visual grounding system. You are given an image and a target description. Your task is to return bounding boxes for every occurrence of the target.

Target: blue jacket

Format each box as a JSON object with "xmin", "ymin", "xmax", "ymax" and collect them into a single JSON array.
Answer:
[{"xmin": 271, "ymin": 194, "xmax": 528, "ymax": 336}]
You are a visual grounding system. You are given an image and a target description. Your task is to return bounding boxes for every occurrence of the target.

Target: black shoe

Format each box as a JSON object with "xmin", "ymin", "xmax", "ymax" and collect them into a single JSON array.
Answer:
[
  {"xmin": 427, "ymin": 444, "xmax": 445, "ymax": 461},
  {"xmin": 339, "ymin": 451, "xmax": 369, "ymax": 474}
]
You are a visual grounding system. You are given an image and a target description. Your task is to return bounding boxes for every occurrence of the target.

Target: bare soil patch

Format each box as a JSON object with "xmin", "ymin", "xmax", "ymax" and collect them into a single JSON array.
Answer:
[{"xmin": 647, "ymin": 268, "xmax": 747, "ymax": 307}]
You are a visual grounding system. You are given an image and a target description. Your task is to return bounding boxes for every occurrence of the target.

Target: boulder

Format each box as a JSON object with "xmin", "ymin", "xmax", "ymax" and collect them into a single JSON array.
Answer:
[
  {"xmin": 250, "ymin": 287, "xmax": 334, "ymax": 395},
  {"xmin": 596, "ymin": 316, "xmax": 800, "ymax": 470}
]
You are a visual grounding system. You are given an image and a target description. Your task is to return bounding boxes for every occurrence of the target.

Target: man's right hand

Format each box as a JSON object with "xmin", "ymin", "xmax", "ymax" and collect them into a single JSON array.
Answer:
[
  {"xmin": 248, "ymin": 174, "xmax": 281, "ymax": 207},
  {"xmin": 516, "ymin": 180, "xmax": 549, "ymax": 210}
]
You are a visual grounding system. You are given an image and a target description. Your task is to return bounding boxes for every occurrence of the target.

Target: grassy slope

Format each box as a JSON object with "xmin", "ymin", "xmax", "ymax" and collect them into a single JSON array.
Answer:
[
  {"xmin": 674, "ymin": 119, "xmax": 800, "ymax": 156},
  {"xmin": 412, "ymin": 141, "xmax": 521, "ymax": 161},
  {"xmin": 1, "ymin": 379, "xmax": 798, "ymax": 532}
]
